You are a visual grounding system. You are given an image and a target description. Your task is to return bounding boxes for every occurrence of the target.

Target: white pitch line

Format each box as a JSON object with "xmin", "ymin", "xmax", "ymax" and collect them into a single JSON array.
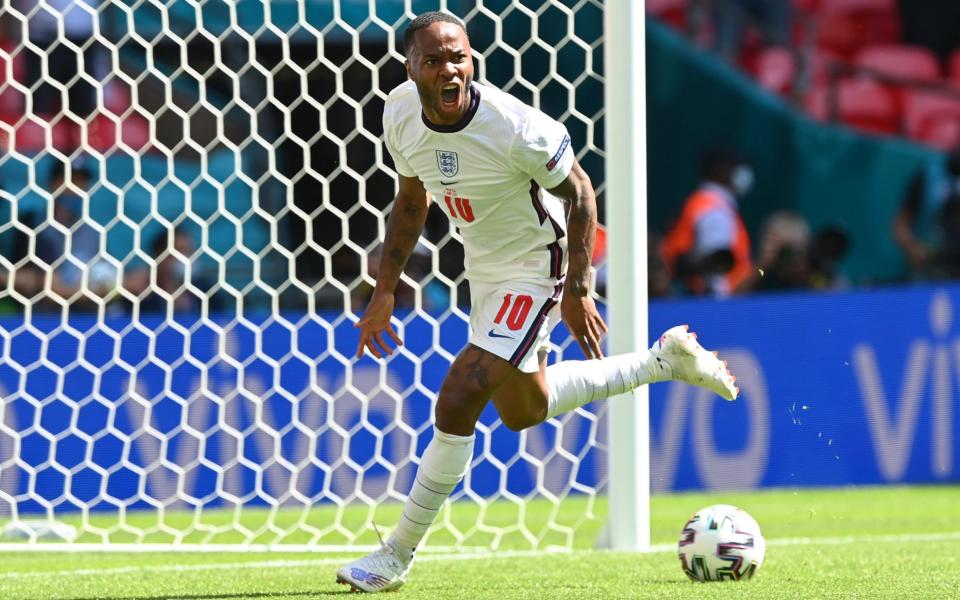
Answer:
[
  {"xmin": 646, "ymin": 530, "xmax": 960, "ymax": 554},
  {"xmin": 0, "ymin": 558, "xmax": 346, "ymax": 580},
  {"xmin": 0, "ymin": 548, "xmax": 555, "ymax": 580},
  {"xmin": 1, "ymin": 532, "xmax": 959, "ymax": 581},
  {"xmin": 767, "ymin": 530, "xmax": 960, "ymax": 547}
]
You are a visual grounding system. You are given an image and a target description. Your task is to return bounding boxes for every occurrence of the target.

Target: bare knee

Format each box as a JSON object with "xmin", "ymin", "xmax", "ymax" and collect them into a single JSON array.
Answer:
[
  {"xmin": 494, "ymin": 384, "xmax": 548, "ymax": 432},
  {"xmin": 435, "ymin": 387, "xmax": 489, "ymax": 436},
  {"xmin": 435, "ymin": 345, "xmax": 516, "ymax": 435},
  {"xmin": 499, "ymin": 404, "xmax": 547, "ymax": 432}
]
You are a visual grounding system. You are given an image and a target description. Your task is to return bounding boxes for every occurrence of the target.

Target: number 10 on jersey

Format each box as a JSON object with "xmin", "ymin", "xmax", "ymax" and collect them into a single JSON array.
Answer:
[{"xmin": 443, "ymin": 191, "xmax": 474, "ymax": 222}]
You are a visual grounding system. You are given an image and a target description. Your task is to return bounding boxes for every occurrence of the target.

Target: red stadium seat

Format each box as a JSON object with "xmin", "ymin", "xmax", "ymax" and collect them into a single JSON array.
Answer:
[
  {"xmin": 646, "ymin": 0, "xmax": 688, "ymax": 30},
  {"xmin": 853, "ymin": 46, "xmax": 941, "ymax": 123},
  {"xmin": 86, "ymin": 82, "xmax": 151, "ymax": 151},
  {"xmin": 0, "ymin": 88, "xmax": 24, "ymax": 124},
  {"xmin": 806, "ymin": 48, "xmax": 848, "ymax": 87},
  {"xmin": 903, "ymin": 90, "xmax": 960, "ymax": 149},
  {"xmin": 792, "ymin": 0, "xmax": 823, "ymax": 13},
  {"xmin": 755, "ymin": 47, "xmax": 796, "ymax": 95},
  {"xmin": 822, "ymin": 0, "xmax": 896, "ymax": 10},
  {"xmin": 854, "ymin": 45, "xmax": 941, "ymax": 82},
  {"xmin": 751, "ymin": 48, "xmax": 847, "ymax": 97},
  {"xmin": 949, "ymin": 48, "xmax": 960, "ymax": 84},
  {"xmin": 916, "ymin": 118, "xmax": 960, "ymax": 150},
  {"xmin": 0, "ymin": 42, "xmax": 25, "ymax": 124},
  {"xmin": 806, "ymin": 78, "xmax": 899, "ymax": 135},
  {"xmin": 12, "ymin": 116, "xmax": 74, "ymax": 152},
  {"xmin": 86, "ymin": 114, "xmax": 150, "ymax": 152},
  {"xmin": 816, "ymin": 0, "xmax": 900, "ymax": 58}
]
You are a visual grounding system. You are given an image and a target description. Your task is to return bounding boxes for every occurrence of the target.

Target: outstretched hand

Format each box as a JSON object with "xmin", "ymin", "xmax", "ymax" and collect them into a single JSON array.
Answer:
[
  {"xmin": 355, "ymin": 292, "xmax": 403, "ymax": 358},
  {"xmin": 561, "ymin": 293, "xmax": 607, "ymax": 360}
]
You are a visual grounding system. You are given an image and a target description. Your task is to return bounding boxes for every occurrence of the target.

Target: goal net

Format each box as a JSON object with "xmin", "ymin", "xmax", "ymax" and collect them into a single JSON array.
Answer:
[{"xmin": 0, "ymin": 0, "xmax": 609, "ymax": 551}]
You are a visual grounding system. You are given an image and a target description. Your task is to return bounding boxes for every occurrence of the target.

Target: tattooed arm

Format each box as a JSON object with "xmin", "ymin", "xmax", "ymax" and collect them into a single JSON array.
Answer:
[
  {"xmin": 355, "ymin": 174, "xmax": 430, "ymax": 358},
  {"xmin": 547, "ymin": 159, "xmax": 608, "ymax": 359}
]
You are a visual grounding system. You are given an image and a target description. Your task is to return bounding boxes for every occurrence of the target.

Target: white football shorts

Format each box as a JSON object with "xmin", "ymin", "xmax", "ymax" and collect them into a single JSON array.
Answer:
[{"xmin": 468, "ymin": 279, "xmax": 564, "ymax": 373}]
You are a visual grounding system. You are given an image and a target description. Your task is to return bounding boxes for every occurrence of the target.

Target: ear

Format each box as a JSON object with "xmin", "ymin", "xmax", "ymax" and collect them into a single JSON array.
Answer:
[{"xmin": 405, "ymin": 59, "xmax": 413, "ymax": 80}]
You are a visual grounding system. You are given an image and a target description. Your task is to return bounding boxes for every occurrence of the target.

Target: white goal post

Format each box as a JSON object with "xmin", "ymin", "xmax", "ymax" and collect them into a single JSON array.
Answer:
[
  {"xmin": 0, "ymin": 0, "xmax": 648, "ymax": 552},
  {"xmin": 603, "ymin": 0, "xmax": 649, "ymax": 552}
]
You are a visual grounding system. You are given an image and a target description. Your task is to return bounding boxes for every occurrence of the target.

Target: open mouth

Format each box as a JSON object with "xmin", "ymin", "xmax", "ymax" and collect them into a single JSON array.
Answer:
[{"xmin": 440, "ymin": 83, "xmax": 460, "ymax": 106}]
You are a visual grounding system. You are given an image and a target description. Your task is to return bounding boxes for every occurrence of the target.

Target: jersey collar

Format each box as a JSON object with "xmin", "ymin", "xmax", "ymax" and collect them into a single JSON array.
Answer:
[{"xmin": 421, "ymin": 85, "xmax": 481, "ymax": 133}]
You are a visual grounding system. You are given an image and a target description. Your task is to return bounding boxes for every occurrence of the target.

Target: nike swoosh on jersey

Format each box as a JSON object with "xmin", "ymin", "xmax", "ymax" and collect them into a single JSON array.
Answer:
[
  {"xmin": 487, "ymin": 329, "xmax": 515, "ymax": 340},
  {"xmin": 441, "ymin": 180, "xmax": 459, "ymax": 185}
]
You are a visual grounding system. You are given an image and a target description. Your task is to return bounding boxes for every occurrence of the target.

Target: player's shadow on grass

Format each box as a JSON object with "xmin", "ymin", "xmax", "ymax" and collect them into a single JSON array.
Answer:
[{"xmin": 67, "ymin": 592, "xmax": 352, "ymax": 600}]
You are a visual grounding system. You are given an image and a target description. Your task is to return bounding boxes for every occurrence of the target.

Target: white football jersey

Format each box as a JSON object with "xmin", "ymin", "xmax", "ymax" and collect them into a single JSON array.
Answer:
[{"xmin": 383, "ymin": 80, "xmax": 575, "ymax": 284}]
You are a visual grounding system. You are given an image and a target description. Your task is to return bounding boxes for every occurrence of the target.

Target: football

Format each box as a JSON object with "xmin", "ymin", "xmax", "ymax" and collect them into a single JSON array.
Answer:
[{"xmin": 677, "ymin": 504, "xmax": 766, "ymax": 582}]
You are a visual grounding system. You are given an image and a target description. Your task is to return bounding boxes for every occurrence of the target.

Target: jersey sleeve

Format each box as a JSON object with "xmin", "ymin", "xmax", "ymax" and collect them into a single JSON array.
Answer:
[
  {"xmin": 382, "ymin": 103, "xmax": 417, "ymax": 178},
  {"xmin": 512, "ymin": 109, "xmax": 574, "ymax": 190}
]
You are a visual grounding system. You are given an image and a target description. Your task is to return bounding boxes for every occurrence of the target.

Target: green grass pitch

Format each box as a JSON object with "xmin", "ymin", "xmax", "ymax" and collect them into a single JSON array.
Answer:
[{"xmin": 3, "ymin": 485, "xmax": 958, "ymax": 599}]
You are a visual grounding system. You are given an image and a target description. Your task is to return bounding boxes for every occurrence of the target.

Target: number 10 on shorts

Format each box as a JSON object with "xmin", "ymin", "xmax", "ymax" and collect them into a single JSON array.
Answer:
[{"xmin": 494, "ymin": 294, "xmax": 533, "ymax": 331}]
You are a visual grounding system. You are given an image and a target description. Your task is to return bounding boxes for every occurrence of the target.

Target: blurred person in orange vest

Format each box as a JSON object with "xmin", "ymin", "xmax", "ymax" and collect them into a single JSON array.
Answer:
[{"xmin": 662, "ymin": 148, "xmax": 753, "ymax": 297}]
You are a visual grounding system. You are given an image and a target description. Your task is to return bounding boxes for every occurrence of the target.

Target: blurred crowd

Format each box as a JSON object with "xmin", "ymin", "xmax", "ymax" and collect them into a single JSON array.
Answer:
[
  {"xmin": 689, "ymin": 0, "xmax": 960, "ymax": 76},
  {"xmin": 5, "ymin": 99, "xmax": 959, "ymax": 317},
  {"xmin": 650, "ymin": 144, "xmax": 960, "ymax": 300},
  {"xmin": 645, "ymin": 0, "xmax": 960, "ymax": 300},
  {"xmin": 0, "ymin": 156, "xmax": 221, "ymax": 316},
  {"xmin": 649, "ymin": 147, "xmax": 849, "ymax": 299}
]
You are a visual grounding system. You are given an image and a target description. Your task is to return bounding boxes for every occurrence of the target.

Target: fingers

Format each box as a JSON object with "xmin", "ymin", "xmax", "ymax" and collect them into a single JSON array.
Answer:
[
  {"xmin": 354, "ymin": 320, "xmax": 402, "ymax": 359},
  {"xmin": 587, "ymin": 312, "xmax": 606, "ymax": 359},
  {"xmin": 355, "ymin": 321, "xmax": 370, "ymax": 358},
  {"xmin": 385, "ymin": 326, "xmax": 404, "ymax": 348},
  {"xmin": 363, "ymin": 337, "xmax": 381, "ymax": 359},
  {"xmin": 575, "ymin": 319, "xmax": 605, "ymax": 360},
  {"xmin": 576, "ymin": 331, "xmax": 602, "ymax": 360},
  {"xmin": 564, "ymin": 303, "xmax": 607, "ymax": 360},
  {"xmin": 575, "ymin": 334, "xmax": 593, "ymax": 360},
  {"xmin": 586, "ymin": 331, "xmax": 603, "ymax": 359},
  {"xmin": 372, "ymin": 330, "xmax": 396, "ymax": 357},
  {"xmin": 360, "ymin": 332, "xmax": 391, "ymax": 359},
  {"xmin": 574, "ymin": 322, "xmax": 598, "ymax": 359},
  {"xmin": 596, "ymin": 314, "xmax": 609, "ymax": 334}
]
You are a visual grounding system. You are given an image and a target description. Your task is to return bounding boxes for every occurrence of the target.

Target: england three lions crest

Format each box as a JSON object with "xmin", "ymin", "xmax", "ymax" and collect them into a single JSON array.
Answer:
[{"xmin": 436, "ymin": 150, "xmax": 459, "ymax": 178}]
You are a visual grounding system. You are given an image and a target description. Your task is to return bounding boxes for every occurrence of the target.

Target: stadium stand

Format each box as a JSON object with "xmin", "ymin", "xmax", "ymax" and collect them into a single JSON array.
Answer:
[
  {"xmin": 754, "ymin": 46, "xmax": 796, "ymax": 95},
  {"xmin": 0, "ymin": 151, "xmax": 270, "ymax": 311},
  {"xmin": 903, "ymin": 90, "xmax": 960, "ymax": 150},
  {"xmin": 651, "ymin": 0, "xmax": 960, "ymax": 147},
  {"xmin": 948, "ymin": 48, "xmax": 960, "ymax": 83},
  {"xmin": 805, "ymin": 77, "xmax": 899, "ymax": 134},
  {"xmin": 814, "ymin": 0, "xmax": 900, "ymax": 58},
  {"xmin": 647, "ymin": 0, "xmax": 689, "ymax": 31},
  {"xmin": 854, "ymin": 44, "xmax": 941, "ymax": 81},
  {"xmin": 853, "ymin": 44, "xmax": 943, "ymax": 121}
]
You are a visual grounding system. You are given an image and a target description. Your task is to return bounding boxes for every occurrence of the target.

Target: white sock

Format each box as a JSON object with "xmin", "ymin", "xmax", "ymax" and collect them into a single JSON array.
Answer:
[
  {"xmin": 544, "ymin": 351, "xmax": 670, "ymax": 420},
  {"xmin": 388, "ymin": 426, "xmax": 474, "ymax": 559}
]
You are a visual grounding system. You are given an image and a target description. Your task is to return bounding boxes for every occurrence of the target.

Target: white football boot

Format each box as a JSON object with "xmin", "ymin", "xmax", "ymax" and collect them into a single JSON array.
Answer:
[
  {"xmin": 336, "ymin": 539, "xmax": 412, "ymax": 593},
  {"xmin": 651, "ymin": 325, "xmax": 738, "ymax": 400}
]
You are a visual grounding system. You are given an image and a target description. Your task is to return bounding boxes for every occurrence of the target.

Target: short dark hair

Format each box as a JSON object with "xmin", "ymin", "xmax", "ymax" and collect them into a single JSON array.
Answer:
[
  {"xmin": 403, "ymin": 11, "xmax": 466, "ymax": 57},
  {"xmin": 700, "ymin": 147, "xmax": 746, "ymax": 181}
]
